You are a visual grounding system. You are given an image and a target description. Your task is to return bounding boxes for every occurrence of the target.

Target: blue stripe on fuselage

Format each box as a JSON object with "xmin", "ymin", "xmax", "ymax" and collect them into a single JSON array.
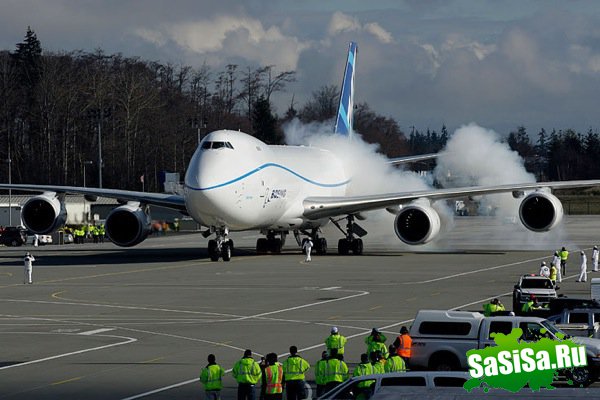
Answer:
[{"xmin": 186, "ymin": 162, "xmax": 350, "ymax": 191}]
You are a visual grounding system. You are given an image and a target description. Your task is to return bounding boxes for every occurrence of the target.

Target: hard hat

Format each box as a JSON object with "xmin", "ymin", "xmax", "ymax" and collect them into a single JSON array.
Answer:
[
  {"xmin": 331, "ymin": 326, "xmax": 338, "ymax": 334},
  {"xmin": 595, "ymin": 246, "xmax": 598, "ymax": 249},
  {"xmin": 582, "ymin": 251, "xmax": 586, "ymax": 255},
  {"xmin": 541, "ymin": 261, "xmax": 546, "ymax": 266}
]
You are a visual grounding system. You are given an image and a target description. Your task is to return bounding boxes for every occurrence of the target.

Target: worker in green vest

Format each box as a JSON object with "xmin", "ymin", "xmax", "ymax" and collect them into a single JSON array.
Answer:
[
  {"xmin": 314, "ymin": 351, "xmax": 328, "ymax": 398},
  {"xmin": 200, "ymin": 354, "xmax": 225, "ymax": 400},
  {"xmin": 352, "ymin": 353, "xmax": 375, "ymax": 400},
  {"xmin": 384, "ymin": 345, "xmax": 406, "ymax": 373},
  {"xmin": 559, "ymin": 247, "xmax": 569, "ymax": 275},
  {"xmin": 282, "ymin": 346, "xmax": 309, "ymax": 400},
  {"xmin": 325, "ymin": 326, "xmax": 347, "ymax": 359},
  {"xmin": 232, "ymin": 349, "xmax": 262, "ymax": 400},
  {"xmin": 323, "ymin": 349, "xmax": 348, "ymax": 393}
]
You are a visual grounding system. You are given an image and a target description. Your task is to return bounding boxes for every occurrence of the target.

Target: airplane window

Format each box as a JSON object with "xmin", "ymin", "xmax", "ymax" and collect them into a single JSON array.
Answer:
[
  {"xmin": 212, "ymin": 142, "xmax": 226, "ymax": 149},
  {"xmin": 226, "ymin": 142, "xmax": 234, "ymax": 149},
  {"xmin": 201, "ymin": 142, "xmax": 212, "ymax": 150}
]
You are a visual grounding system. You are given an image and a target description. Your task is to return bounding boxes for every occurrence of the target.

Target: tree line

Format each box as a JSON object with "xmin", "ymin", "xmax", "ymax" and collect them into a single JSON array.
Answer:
[{"xmin": 0, "ymin": 28, "xmax": 598, "ymax": 192}]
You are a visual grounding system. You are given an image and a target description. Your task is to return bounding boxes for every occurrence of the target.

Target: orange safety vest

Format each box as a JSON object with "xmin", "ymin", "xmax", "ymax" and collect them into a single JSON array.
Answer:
[
  {"xmin": 396, "ymin": 334, "xmax": 412, "ymax": 358},
  {"xmin": 265, "ymin": 363, "xmax": 283, "ymax": 394}
]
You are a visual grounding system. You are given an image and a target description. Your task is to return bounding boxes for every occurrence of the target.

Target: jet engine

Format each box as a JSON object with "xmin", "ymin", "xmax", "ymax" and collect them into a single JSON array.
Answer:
[
  {"xmin": 394, "ymin": 200, "xmax": 441, "ymax": 245},
  {"xmin": 21, "ymin": 193, "xmax": 67, "ymax": 234},
  {"xmin": 519, "ymin": 191, "xmax": 563, "ymax": 232},
  {"xmin": 105, "ymin": 203, "xmax": 151, "ymax": 247}
]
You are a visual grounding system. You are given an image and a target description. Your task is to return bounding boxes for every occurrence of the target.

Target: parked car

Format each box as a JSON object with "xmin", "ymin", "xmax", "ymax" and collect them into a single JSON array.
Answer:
[
  {"xmin": 0, "ymin": 227, "xmax": 27, "ymax": 247},
  {"xmin": 318, "ymin": 371, "xmax": 471, "ymax": 399}
]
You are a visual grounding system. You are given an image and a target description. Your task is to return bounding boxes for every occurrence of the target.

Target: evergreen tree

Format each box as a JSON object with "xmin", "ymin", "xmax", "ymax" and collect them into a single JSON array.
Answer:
[{"xmin": 252, "ymin": 96, "xmax": 281, "ymax": 144}]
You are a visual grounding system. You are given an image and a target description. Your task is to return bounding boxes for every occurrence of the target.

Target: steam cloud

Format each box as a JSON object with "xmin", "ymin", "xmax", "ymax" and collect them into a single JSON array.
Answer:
[{"xmin": 283, "ymin": 119, "xmax": 571, "ymax": 252}]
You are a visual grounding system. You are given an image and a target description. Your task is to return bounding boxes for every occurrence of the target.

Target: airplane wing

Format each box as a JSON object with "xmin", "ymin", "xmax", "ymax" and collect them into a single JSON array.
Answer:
[
  {"xmin": 0, "ymin": 184, "xmax": 187, "ymax": 212},
  {"xmin": 387, "ymin": 153, "xmax": 438, "ymax": 165},
  {"xmin": 303, "ymin": 180, "xmax": 600, "ymax": 219}
]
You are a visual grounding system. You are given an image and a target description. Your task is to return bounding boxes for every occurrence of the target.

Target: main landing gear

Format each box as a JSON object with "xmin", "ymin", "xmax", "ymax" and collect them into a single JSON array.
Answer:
[
  {"xmin": 330, "ymin": 215, "xmax": 367, "ymax": 255},
  {"xmin": 207, "ymin": 227, "xmax": 234, "ymax": 262},
  {"xmin": 256, "ymin": 231, "xmax": 286, "ymax": 254}
]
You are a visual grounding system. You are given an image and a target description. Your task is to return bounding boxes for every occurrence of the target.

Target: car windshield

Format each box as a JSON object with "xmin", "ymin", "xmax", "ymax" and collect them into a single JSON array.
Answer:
[
  {"xmin": 541, "ymin": 320, "xmax": 565, "ymax": 339},
  {"xmin": 521, "ymin": 279, "xmax": 553, "ymax": 289}
]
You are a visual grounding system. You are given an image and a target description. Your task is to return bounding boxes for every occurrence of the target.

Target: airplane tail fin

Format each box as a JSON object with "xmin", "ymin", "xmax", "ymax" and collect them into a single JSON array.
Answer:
[{"xmin": 333, "ymin": 41, "xmax": 357, "ymax": 137}]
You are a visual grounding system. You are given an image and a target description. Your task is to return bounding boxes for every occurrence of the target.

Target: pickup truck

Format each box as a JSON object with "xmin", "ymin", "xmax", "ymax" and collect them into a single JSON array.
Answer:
[
  {"xmin": 547, "ymin": 308, "xmax": 600, "ymax": 338},
  {"xmin": 409, "ymin": 310, "xmax": 600, "ymax": 386}
]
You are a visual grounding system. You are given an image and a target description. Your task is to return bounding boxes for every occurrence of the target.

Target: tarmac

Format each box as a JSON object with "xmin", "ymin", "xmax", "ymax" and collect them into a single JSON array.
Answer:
[{"xmin": 0, "ymin": 215, "xmax": 599, "ymax": 399}]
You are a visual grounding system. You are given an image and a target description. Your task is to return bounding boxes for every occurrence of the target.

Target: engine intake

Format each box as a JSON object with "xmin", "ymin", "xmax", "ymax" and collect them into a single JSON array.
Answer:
[
  {"xmin": 105, "ymin": 204, "xmax": 151, "ymax": 247},
  {"xmin": 519, "ymin": 192, "xmax": 563, "ymax": 232},
  {"xmin": 21, "ymin": 193, "xmax": 67, "ymax": 234},
  {"xmin": 394, "ymin": 201, "xmax": 441, "ymax": 245}
]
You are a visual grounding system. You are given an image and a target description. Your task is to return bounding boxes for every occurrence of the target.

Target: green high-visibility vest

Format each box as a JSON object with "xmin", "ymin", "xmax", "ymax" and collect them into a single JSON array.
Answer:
[
  {"xmin": 282, "ymin": 355, "xmax": 310, "ymax": 380},
  {"xmin": 372, "ymin": 362, "xmax": 385, "ymax": 374},
  {"xmin": 315, "ymin": 359, "xmax": 327, "ymax": 385},
  {"xmin": 232, "ymin": 357, "xmax": 262, "ymax": 384},
  {"xmin": 325, "ymin": 334, "xmax": 347, "ymax": 354},
  {"xmin": 352, "ymin": 362, "xmax": 375, "ymax": 388},
  {"xmin": 384, "ymin": 355, "xmax": 406, "ymax": 373},
  {"xmin": 200, "ymin": 364, "xmax": 225, "ymax": 391},
  {"xmin": 325, "ymin": 359, "xmax": 349, "ymax": 383}
]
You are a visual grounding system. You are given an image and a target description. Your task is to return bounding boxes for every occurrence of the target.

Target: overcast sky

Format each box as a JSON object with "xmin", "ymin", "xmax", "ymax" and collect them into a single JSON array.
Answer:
[{"xmin": 2, "ymin": 0, "xmax": 600, "ymax": 136}]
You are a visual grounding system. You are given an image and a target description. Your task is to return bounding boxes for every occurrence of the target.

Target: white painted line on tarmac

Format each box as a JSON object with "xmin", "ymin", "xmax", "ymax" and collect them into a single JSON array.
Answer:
[
  {"xmin": 0, "ymin": 333, "xmax": 137, "ymax": 371},
  {"xmin": 321, "ymin": 286, "xmax": 341, "ymax": 290},
  {"xmin": 79, "ymin": 328, "xmax": 115, "ymax": 335}
]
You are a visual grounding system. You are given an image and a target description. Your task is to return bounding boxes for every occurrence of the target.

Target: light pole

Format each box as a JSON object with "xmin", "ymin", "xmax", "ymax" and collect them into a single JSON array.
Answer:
[{"xmin": 83, "ymin": 160, "xmax": 93, "ymax": 187}]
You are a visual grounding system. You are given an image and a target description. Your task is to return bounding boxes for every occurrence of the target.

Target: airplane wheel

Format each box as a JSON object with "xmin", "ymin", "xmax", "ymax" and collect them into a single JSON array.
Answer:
[
  {"xmin": 317, "ymin": 238, "xmax": 327, "ymax": 255},
  {"xmin": 352, "ymin": 239, "xmax": 363, "ymax": 255},
  {"xmin": 222, "ymin": 242, "xmax": 232, "ymax": 262},
  {"xmin": 269, "ymin": 238, "xmax": 282, "ymax": 254},
  {"xmin": 208, "ymin": 240, "xmax": 219, "ymax": 262},
  {"xmin": 256, "ymin": 238, "xmax": 268, "ymax": 254},
  {"xmin": 338, "ymin": 239, "xmax": 350, "ymax": 255}
]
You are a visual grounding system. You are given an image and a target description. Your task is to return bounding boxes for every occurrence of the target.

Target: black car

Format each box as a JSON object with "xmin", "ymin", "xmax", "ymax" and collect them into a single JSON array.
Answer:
[{"xmin": 0, "ymin": 227, "xmax": 27, "ymax": 246}]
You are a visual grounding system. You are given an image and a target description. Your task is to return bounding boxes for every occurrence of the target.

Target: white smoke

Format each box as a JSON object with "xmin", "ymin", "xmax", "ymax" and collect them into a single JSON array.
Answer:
[{"xmin": 283, "ymin": 120, "xmax": 570, "ymax": 251}]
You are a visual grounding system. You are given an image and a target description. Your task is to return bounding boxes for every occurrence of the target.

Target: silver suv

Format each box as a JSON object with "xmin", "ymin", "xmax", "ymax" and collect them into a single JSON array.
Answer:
[{"xmin": 512, "ymin": 274, "xmax": 557, "ymax": 312}]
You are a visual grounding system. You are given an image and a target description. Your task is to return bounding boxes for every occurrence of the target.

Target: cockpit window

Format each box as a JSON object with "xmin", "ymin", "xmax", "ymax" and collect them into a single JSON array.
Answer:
[{"xmin": 201, "ymin": 141, "xmax": 234, "ymax": 150}]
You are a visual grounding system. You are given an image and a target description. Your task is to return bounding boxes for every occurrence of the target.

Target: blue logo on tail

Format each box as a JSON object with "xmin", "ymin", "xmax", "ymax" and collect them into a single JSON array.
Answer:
[{"xmin": 334, "ymin": 42, "xmax": 357, "ymax": 137}]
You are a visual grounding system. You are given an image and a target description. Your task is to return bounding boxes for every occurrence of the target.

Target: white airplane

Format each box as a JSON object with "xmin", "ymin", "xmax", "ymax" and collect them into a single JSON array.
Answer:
[{"xmin": 1, "ymin": 42, "xmax": 599, "ymax": 261}]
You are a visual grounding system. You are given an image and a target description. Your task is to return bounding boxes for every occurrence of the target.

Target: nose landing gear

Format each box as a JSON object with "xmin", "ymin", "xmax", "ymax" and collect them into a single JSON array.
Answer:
[{"xmin": 207, "ymin": 227, "xmax": 233, "ymax": 262}]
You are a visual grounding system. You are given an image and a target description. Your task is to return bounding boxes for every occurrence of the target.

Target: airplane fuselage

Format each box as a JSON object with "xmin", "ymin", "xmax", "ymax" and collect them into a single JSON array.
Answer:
[{"xmin": 184, "ymin": 130, "xmax": 348, "ymax": 231}]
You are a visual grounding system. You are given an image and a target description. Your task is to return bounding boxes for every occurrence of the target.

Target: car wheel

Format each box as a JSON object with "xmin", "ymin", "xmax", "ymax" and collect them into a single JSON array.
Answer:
[{"xmin": 568, "ymin": 366, "xmax": 593, "ymax": 387}]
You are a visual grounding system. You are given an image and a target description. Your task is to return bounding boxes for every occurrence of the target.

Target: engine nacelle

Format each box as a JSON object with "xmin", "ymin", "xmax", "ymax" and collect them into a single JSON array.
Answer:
[
  {"xmin": 105, "ymin": 203, "xmax": 151, "ymax": 247},
  {"xmin": 21, "ymin": 193, "xmax": 67, "ymax": 234},
  {"xmin": 394, "ymin": 201, "xmax": 441, "ymax": 245},
  {"xmin": 519, "ymin": 191, "xmax": 563, "ymax": 232}
]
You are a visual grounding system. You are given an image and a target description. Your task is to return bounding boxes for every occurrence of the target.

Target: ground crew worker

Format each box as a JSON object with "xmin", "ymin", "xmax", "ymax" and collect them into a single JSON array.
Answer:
[
  {"xmin": 552, "ymin": 251, "xmax": 562, "ymax": 283},
  {"xmin": 263, "ymin": 353, "xmax": 284, "ymax": 400},
  {"xmin": 539, "ymin": 261, "xmax": 550, "ymax": 278},
  {"xmin": 385, "ymin": 345, "xmax": 406, "ymax": 372},
  {"xmin": 521, "ymin": 296, "xmax": 544, "ymax": 314},
  {"xmin": 323, "ymin": 349, "xmax": 348, "ymax": 393},
  {"xmin": 593, "ymin": 246, "xmax": 599, "ymax": 272},
  {"xmin": 23, "ymin": 252, "xmax": 35, "ymax": 284},
  {"xmin": 370, "ymin": 351, "xmax": 385, "ymax": 374},
  {"xmin": 482, "ymin": 298, "xmax": 505, "ymax": 317},
  {"xmin": 559, "ymin": 246, "xmax": 569, "ymax": 276},
  {"xmin": 282, "ymin": 346, "xmax": 309, "ymax": 400},
  {"xmin": 302, "ymin": 239, "xmax": 313, "ymax": 262},
  {"xmin": 550, "ymin": 263, "xmax": 558, "ymax": 287},
  {"xmin": 233, "ymin": 349, "xmax": 262, "ymax": 400},
  {"xmin": 98, "ymin": 224, "xmax": 105, "ymax": 243},
  {"xmin": 325, "ymin": 326, "xmax": 347, "ymax": 359},
  {"xmin": 352, "ymin": 353, "xmax": 375, "ymax": 400},
  {"xmin": 314, "ymin": 351, "xmax": 328, "ymax": 398},
  {"xmin": 200, "ymin": 354, "xmax": 225, "ymax": 400},
  {"xmin": 365, "ymin": 328, "xmax": 388, "ymax": 359},
  {"xmin": 393, "ymin": 326, "xmax": 413, "ymax": 365},
  {"xmin": 577, "ymin": 251, "xmax": 588, "ymax": 282}
]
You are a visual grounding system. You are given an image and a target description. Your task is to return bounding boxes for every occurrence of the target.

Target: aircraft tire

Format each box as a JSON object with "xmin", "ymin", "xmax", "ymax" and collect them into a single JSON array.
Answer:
[
  {"xmin": 256, "ymin": 238, "xmax": 269, "ymax": 254},
  {"xmin": 338, "ymin": 239, "xmax": 350, "ymax": 255},
  {"xmin": 208, "ymin": 240, "xmax": 219, "ymax": 262},
  {"xmin": 352, "ymin": 239, "xmax": 363, "ymax": 255},
  {"xmin": 222, "ymin": 242, "xmax": 232, "ymax": 262}
]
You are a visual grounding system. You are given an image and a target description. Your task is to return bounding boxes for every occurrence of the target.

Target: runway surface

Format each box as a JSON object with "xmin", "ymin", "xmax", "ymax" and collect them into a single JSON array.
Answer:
[{"xmin": 1, "ymin": 215, "xmax": 600, "ymax": 399}]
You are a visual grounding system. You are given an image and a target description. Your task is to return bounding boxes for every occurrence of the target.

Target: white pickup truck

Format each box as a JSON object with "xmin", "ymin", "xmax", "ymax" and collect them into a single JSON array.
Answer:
[
  {"xmin": 547, "ymin": 308, "xmax": 600, "ymax": 338},
  {"xmin": 409, "ymin": 310, "xmax": 600, "ymax": 386}
]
